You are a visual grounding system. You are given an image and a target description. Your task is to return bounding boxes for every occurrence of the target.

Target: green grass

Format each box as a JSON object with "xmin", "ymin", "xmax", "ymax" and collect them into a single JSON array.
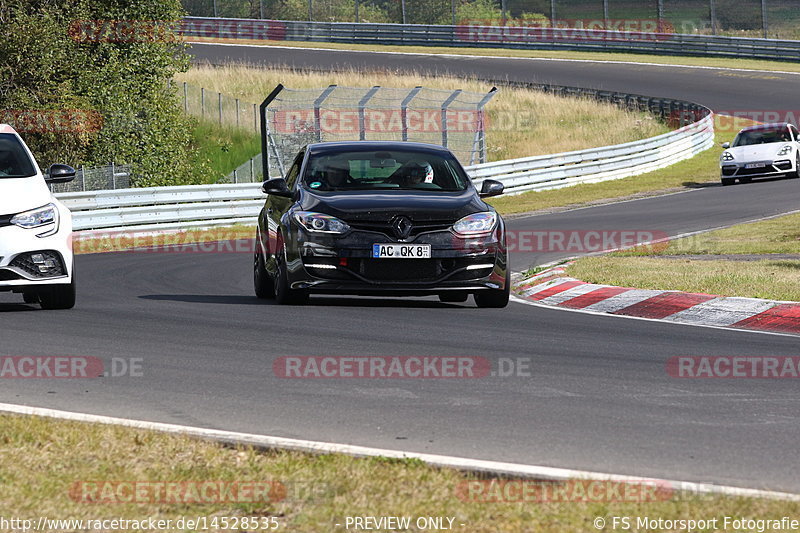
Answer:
[
  {"xmin": 191, "ymin": 121, "xmax": 261, "ymax": 181},
  {"xmin": 3, "ymin": 414, "xmax": 798, "ymax": 532},
  {"xmin": 565, "ymin": 210, "xmax": 800, "ymax": 301}
]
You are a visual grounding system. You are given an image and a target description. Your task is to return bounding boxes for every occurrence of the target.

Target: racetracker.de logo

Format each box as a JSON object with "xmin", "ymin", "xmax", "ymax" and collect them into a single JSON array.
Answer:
[
  {"xmin": 0, "ymin": 109, "xmax": 103, "ymax": 134},
  {"xmin": 69, "ymin": 481, "xmax": 286, "ymax": 504},
  {"xmin": 456, "ymin": 479, "xmax": 673, "ymax": 503},
  {"xmin": 456, "ymin": 19, "xmax": 675, "ymax": 43},
  {"xmin": 68, "ymin": 19, "xmax": 287, "ymax": 43},
  {"xmin": 273, "ymin": 356, "xmax": 492, "ymax": 379},
  {"xmin": 454, "ymin": 229, "xmax": 670, "ymax": 254},
  {"xmin": 667, "ymin": 356, "xmax": 800, "ymax": 379},
  {"xmin": 0, "ymin": 356, "xmax": 141, "ymax": 378}
]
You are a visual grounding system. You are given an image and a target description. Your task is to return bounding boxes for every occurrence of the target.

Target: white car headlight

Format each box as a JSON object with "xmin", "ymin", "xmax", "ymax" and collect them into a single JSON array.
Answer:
[
  {"xmin": 777, "ymin": 145, "xmax": 793, "ymax": 156},
  {"xmin": 11, "ymin": 203, "xmax": 58, "ymax": 236},
  {"xmin": 293, "ymin": 211, "xmax": 350, "ymax": 234},
  {"xmin": 721, "ymin": 151, "xmax": 734, "ymax": 162},
  {"xmin": 452, "ymin": 212, "xmax": 497, "ymax": 237}
]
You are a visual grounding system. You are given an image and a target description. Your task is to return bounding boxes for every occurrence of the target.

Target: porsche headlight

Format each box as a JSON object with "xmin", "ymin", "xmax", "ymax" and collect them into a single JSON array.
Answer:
[
  {"xmin": 452, "ymin": 212, "xmax": 497, "ymax": 237},
  {"xmin": 293, "ymin": 211, "xmax": 350, "ymax": 234},
  {"xmin": 11, "ymin": 203, "xmax": 58, "ymax": 236},
  {"xmin": 777, "ymin": 145, "xmax": 793, "ymax": 156},
  {"xmin": 721, "ymin": 151, "xmax": 734, "ymax": 162}
]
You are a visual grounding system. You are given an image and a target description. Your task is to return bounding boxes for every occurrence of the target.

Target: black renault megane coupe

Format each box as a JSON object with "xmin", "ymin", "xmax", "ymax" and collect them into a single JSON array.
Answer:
[{"xmin": 254, "ymin": 141, "xmax": 509, "ymax": 307}]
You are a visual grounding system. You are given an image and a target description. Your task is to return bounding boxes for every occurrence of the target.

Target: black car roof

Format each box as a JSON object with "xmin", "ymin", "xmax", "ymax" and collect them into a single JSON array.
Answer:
[{"xmin": 306, "ymin": 141, "xmax": 454, "ymax": 156}]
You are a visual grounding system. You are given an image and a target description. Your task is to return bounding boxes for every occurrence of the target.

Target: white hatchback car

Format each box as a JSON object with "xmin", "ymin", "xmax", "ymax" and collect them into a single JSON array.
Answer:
[
  {"xmin": 0, "ymin": 124, "xmax": 77, "ymax": 309},
  {"xmin": 720, "ymin": 122, "xmax": 800, "ymax": 186}
]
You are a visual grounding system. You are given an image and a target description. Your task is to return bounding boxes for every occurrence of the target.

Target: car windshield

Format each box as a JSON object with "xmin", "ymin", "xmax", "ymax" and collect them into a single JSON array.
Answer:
[
  {"xmin": 0, "ymin": 133, "xmax": 37, "ymax": 178},
  {"xmin": 303, "ymin": 149, "xmax": 470, "ymax": 192},
  {"xmin": 733, "ymin": 127, "xmax": 793, "ymax": 147}
]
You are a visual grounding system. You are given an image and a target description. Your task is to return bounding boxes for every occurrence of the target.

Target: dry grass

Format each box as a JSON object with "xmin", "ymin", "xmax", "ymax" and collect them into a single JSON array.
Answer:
[
  {"xmin": 2, "ymin": 414, "xmax": 798, "ymax": 532},
  {"xmin": 175, "ymin": 65, "xmax": 668, "ymax": 162}
]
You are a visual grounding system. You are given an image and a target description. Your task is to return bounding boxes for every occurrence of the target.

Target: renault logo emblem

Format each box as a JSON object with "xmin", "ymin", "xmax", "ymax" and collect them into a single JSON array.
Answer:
[{"xmin": 391, "ymin": 216, "xmax": 413, "ymax": 240}]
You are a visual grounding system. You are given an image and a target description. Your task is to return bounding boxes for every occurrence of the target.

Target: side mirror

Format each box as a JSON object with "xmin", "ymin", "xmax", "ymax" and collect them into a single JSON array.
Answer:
[
  {"xmin": 45, "ymin": 164, "xmax": 76, "ymax": 184},
  {"xmin": 261, "ymin": 177, "xmax": 292, "ymax": 198},
  {"xmin": 721, "ymin": 142, "xmax": 731, "ymax": 149},
  {"xmin": 479, "ymin": 179, "xmax": 504, "ymax": 198}
]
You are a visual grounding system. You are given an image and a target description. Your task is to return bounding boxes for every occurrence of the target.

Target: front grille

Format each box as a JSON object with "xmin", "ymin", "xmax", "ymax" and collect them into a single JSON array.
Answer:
[
  {"xmin": 348, "ymin": 220, "xmax": 453, "ymax": 238},
  {"xmin": 361, "ymin": 259, "xmax": 440, "ymax": 281},
  {"xmin": 0, "ymin": 269, "xmax": 23, "ymax": 281},
  {"xmin": 10, "ymin": 251, "xmax": 65, "ymax": 278},
  {"xmin": 737, "ymin": 166, "xmax": 779, "ymax": 176}
]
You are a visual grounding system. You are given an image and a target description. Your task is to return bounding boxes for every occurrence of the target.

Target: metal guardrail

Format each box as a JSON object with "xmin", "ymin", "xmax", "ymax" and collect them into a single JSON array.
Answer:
[
  {"xmin": 181, "ymin": 16, "xmax": 800, "ymax": 61},
  {"xmin": 58, "ymin": 111, "xmax": 713, "ymax": 232}
]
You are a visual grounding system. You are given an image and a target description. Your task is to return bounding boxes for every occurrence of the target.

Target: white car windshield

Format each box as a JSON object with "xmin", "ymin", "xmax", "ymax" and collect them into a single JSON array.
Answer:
[
  {"xmin": 0, "ymin": 134, "xmax": 37, "ymax": 178},
  {"xmin": 733, "ymin": 127, "xmax": 793, "ymax": 147}
]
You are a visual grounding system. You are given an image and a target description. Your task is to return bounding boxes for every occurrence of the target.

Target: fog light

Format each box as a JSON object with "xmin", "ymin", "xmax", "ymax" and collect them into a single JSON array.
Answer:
[{"xmin": 31, "ymin": 253, "xmax": 45, "ymax": 263}]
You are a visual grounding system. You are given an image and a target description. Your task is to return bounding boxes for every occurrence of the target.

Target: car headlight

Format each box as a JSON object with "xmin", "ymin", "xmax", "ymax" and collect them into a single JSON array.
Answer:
[
  {"xmin": 11, "ymin": 203, "xmax": 58, "ymax": 236},
  {"xmin": 452, "ymin": 212, "xmax": 497, "ymax": 237},
  {"xmin": 777, "ymin": 145, "xmax": 793, "ymax": 156},
  {"xmin": 293, "ymin": 211, "xmax": 350, "ymax": 234},
  {"xmin": 721, "ymin": 151, "xmax": 734, "ymax": 162}
]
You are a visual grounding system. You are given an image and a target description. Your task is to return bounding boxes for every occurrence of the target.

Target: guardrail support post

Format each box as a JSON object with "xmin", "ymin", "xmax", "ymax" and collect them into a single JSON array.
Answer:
[
  {"xmin": 400, "ymin": 86, "xmax": 422, "ymax": 142},
  {"xmin": 358, "ymin": 86, "xmax": 380, "ymax": 141},
  {"xmin": 441, "ymin": 89, "xmax": 462, "ymax": 149}
]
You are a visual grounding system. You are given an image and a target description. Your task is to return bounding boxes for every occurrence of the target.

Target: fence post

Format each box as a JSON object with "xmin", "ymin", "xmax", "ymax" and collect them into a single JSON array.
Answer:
[
  {"xmin": 313, "ymin": 85, "xmax": 337, "ymax": 142},
  {"xmin": 355, "ymin": 0, "xmax": 359, "ymax": 23},
  {"xmin": 254, "ymin": 103, "xmax": 258, "ymax": 132},
  {"xmin": 358, "ymin": 86, "xmax": 381, "ymax": 140},
  {"xmin": 111, "ymin": 162, "xmax": 116, "ymax": 189},
  {"xmin": 400, "ymin": 86, "xmax": 422, "ymax": 142},
  {"xmin": 183, "ymin": 82, "xmax": 188, "ymax": 114},
  {"xmin": 761, "ymin": 0, "xmax": 768, "ymax": 38},
  {"xmin": 603, "ymin": 0, "xmax": 609, "ymax": 29},
  {"xmin": 260, "ymin": 84, "xmax": 285, "ymax": 183},
  {"xmin": 218, "ymin": 93, "xmax": 223, "ymax": 125},
  {"xmin": 451, "ymin": 0, "xmax": 456, "ymax": 26},
  {"xmin": 475, "ymin": 87, "xmax": 498, "ymax": 164},
  {"xmin": 236, "ymin": 98, "xmax": 240, "ymax": 128},
  {"xmin": 710, "ymin": 0, "xmax": 717, "ymax": 35},
  {"xmin": 441, "ymin": 89, "xmax": 462, "ymax": 148},
  {"xmin": 550, "ymin": 0, "xmax": 556, "ymax": 26},
  {"xmin": 201, "ymin": 88, "xmax": 205, "ymax": 119},
  {"xmin": 401, "ymin": 0, "xmax": 406, "ymax": 24},
  {"xmin": 233, "ymin": 168, "xmax": 238, "ymax": 184},
  {"xmin": 250, "ymin": 157, "xmax": 255, "ymax": 182}
]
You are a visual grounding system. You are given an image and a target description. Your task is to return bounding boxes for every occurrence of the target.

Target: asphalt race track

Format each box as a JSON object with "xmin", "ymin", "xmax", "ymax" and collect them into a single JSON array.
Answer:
[{"xmin": 3, "ymin": 44, "xmax": 800, "ymax": 493}]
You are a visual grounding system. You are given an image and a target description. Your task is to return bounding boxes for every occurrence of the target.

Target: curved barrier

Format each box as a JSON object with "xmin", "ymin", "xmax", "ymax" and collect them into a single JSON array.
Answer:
[
  {"xmin": 59, "ymin": 108, "xmax": 713, "ymax": 232},
  {"xmin": 181, "ymin": 17, "xmax": 800, "ymax": 62}
]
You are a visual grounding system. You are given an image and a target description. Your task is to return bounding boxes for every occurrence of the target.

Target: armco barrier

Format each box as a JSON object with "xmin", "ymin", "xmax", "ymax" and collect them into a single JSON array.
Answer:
[
  {"xmin": 58, "ymin": 112, "xmax": 713, "ymax": 233},
  {"xmin": 180, "ymin": 17, "xmax": 800, "ymax": 62}
]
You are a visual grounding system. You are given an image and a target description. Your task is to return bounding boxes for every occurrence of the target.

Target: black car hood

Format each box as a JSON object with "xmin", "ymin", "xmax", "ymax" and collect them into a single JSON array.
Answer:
[{"xmin": 300, "ymin": 189, "xmax": 488, "ymax": 223}]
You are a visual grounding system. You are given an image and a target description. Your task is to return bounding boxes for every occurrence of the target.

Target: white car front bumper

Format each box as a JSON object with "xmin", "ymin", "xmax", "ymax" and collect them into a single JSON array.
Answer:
[{"xmin": 0, "ymin": 202, "xmax": 73, "ymax": 291}]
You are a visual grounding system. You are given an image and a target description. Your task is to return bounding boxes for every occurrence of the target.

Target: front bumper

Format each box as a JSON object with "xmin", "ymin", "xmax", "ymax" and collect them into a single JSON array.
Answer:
[
  {"xmin": 0, "ymin": 210, "xmax": 73, "ymax": 291},
  {"xmin": 721, "ymin": 158, "xmax": 795, "ymax": 179},
  {"xmin": 285, "ymin": 227, "xmax": 507, "ymax": 294}
]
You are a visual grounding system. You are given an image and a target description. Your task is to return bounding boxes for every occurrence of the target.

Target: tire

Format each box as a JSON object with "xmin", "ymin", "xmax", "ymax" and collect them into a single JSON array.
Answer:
[
  {"xmin": 39, "ymin": 279, "xmax": 76, "ymax": 310},
  {"xmin": 22, "ymin": 291, "xmax": 39, "ymax": 304},
  {"xmin": 274, "ymin": 244, "xmax": 309, "ymax": 305},
  {"xmin": 793, "ymin": 154, "xmax": 800, "ymax": 178},
  {"xmin": 439, "ymin": 292, "xmax": 468, "ymax": 303},
  {"xmin": 721, "ymin": 177, "xmax": 735, "ymax": 186},
  {"xmin": 254, "ymin": 250, "xmax": 274, "ymax": 299},
  {"xmin": 474, "ymin": 269, "xmax": 510, "ymax": 309}
]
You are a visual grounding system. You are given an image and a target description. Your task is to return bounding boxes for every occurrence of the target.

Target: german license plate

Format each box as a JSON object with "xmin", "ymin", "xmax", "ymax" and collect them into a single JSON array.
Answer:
[
  {"xmin": 372, "ymin": 244, "xmax": 431, "ymax": 259},
  {"xmin": 745, "ymin": 163, "xmax": 767, "ymax": 169}
]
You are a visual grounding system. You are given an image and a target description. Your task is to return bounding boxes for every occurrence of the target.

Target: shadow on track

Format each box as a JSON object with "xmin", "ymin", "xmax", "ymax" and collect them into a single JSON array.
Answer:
[{"xmin": 139, "ymin": 294, "xmax": 469, "ymax": 309}]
